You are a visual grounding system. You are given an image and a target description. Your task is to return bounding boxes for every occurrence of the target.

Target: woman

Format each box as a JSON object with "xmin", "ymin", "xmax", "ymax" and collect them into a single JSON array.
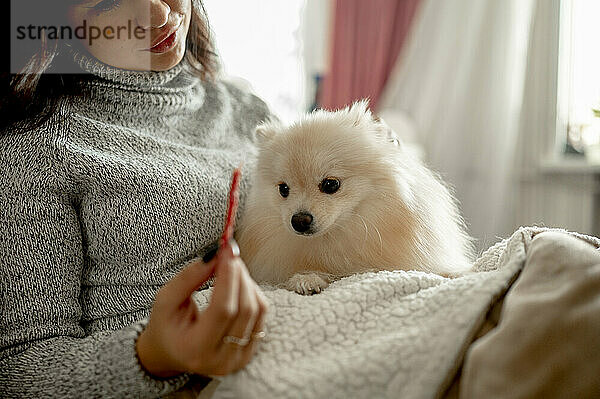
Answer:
[{"xmin": 1, "ymin": 0, "xmax": 270, "ymax": 396}]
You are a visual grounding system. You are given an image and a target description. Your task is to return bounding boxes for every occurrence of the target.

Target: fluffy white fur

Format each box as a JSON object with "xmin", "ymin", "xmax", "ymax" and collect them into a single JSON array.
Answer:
[{"xmin": 236, "ymin": 100, "xmax": 475, "ymax": 295}]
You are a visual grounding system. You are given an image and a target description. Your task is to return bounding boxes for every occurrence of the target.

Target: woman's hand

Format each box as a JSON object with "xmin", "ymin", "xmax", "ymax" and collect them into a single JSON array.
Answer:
[{"xmin": 136, "ymin": 240, "xmax": 268, "ymax": 378}]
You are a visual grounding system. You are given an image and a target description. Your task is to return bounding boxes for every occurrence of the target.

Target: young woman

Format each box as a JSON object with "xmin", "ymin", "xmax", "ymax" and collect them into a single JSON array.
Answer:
[{"xmin": 1, "ymin": 0, "xmax": 270, "ymax": 396}]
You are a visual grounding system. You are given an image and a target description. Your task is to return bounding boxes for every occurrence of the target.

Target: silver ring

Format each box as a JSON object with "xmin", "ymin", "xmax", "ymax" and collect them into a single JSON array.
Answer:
[
  {"xmin": 222, "ymin": 335, "xmax": 250, "ymax": 346},
  {"xmin": 251, "ymin": 331, "xmax": 266, "ymax": 340}
]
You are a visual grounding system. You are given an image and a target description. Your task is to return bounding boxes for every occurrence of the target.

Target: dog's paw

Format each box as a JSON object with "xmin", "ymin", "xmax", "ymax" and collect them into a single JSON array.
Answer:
[{"xmin": 286, "ymin": 273, "xmax": 329, "ymax": 295}]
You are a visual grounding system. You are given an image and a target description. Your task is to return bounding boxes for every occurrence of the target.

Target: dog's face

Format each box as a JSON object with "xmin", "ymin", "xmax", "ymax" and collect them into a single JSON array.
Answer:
[{"xmin": 253, "ymin": 101, "xmax": 408, "ymax": 238}]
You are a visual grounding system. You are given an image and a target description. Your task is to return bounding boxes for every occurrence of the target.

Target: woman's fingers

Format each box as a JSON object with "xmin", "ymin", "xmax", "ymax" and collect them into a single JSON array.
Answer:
[
  {"xmin": 155, "ymin": 256, "xmax": 217, "ymax": 312},
  {"xmin": 145, "ymin": 237, "xmax": 270, "ymax": 378},
  {"xmin": 222, "ymin": 262, "xmax": 259, "ymax": 344},
  {"xmin": 186, "ymin": 240, "xmax": 267, "ymax": 375},
  {"xmin": 235, "ymin": 274, "xmax": 268, "ymax": 368},
  {"xmin": 213, "ymin": 266, "xmax": 265, "ymax": 375},
  {"xmin": 252, "ymin": 288, "xmax": 269, "ymax": 338},
  {"xmin": 206, "ymin": 241, "xmax": 241, "ymax": 340}
]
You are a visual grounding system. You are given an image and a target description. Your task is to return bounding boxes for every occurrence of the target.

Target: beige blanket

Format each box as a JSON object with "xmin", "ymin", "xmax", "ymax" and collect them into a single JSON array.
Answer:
[
  {"xmin": 454, "ymin": 230, "xmax": 600, "ymax": 398},
  {"xmin": 177, "ymin": 227, "xmax": 600, "ymax": 399}
]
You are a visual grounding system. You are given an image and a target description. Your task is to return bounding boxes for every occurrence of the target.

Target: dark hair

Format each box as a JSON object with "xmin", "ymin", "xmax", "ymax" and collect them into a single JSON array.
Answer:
[{"xmin": 1, "ymin": 2, "xmax": 218, "ymax": 135}]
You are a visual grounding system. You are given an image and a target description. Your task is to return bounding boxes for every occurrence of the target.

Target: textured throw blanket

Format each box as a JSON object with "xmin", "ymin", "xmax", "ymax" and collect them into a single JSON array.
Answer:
[{"xmin": 189, "ymin": 227, "xmax": 588, "ymax": 399}]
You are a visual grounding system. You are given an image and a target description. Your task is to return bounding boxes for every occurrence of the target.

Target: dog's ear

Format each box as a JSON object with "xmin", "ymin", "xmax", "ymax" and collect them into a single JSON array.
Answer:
[
  {"xmin": 347, "ymin": 99, "xmax": 372, "ymax": 126},
  {"xmin": 254, "ymin": 120, "xmax": 280, "ymax": 143},
  {"xmin": 255, "ymin": 125, "xmax": 276, "ymax": 141},
  {"xmin": 374, "ymin": 117, "xmax": 404, "ymax": 149}
]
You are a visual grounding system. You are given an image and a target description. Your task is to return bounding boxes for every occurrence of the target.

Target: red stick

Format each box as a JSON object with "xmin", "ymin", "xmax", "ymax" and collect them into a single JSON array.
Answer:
[{"xmin": 219, "ymin": 165, "xmax": 242, "ymax": 251}]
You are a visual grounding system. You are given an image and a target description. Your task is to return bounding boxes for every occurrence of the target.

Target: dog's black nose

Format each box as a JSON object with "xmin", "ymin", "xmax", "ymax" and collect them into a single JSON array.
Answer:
[{"xmin": 291, "ymin": 212, "xmax": 313, "ymax": 233}]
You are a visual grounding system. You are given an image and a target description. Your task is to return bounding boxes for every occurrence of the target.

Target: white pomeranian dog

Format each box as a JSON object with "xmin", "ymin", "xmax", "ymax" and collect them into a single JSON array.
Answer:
[{"xmin": 236, "ymin": 100, "xmax": 475, "ymax": 295}]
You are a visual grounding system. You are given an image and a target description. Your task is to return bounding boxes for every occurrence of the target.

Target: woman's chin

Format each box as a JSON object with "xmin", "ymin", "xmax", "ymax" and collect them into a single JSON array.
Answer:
[
  {"xmin": 149, "ymin": 44, "xmax": 187, "ymax": 71},
  {"xmin": 89, "ymin": 45, "xmax": 186, "ymax": 72}
]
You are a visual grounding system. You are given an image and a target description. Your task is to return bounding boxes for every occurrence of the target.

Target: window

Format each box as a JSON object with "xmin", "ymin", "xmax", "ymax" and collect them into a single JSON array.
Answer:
[
  {"xmin": 203, "ymin": 0, "xmax": 307, "ymax": 122},
  {"xmin": 558, "ymin": 0, "xmax": 600, "ymax": 160}
]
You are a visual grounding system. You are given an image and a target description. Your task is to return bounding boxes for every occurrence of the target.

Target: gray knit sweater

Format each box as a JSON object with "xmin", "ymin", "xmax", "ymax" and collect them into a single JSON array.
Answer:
[{"xmin": 0, "ymin": 50, "xmax": 271, "ymax": 398}]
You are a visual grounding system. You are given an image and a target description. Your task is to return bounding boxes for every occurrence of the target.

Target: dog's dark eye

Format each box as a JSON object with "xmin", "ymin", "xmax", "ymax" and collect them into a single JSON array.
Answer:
[
  {"xmin": 319, "ymin": 178, "xmax": 340, "ymax": 194},
  {"xmin": 278, "ymin": 182, "xmax": 289, "ymax": 198}
]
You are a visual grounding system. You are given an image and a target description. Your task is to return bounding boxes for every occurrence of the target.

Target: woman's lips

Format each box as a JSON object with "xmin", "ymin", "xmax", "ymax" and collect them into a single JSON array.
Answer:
[
  {"xmin": 149, "ymin": 29, "xmax": 178, "ymax": 53},
  {"xmin": 143, "ymin": 13, "xmax": 183, "ymax": 53}
]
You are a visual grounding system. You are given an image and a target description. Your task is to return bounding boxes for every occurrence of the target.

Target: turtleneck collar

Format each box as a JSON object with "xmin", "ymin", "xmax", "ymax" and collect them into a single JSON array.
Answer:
[
  {"xmin": 61, "ymin": 44, "xmax": 206, "ymax": 115},
  {"xmin": 69, "ymin": 47, "xmax": 186, "ymax": 89}
]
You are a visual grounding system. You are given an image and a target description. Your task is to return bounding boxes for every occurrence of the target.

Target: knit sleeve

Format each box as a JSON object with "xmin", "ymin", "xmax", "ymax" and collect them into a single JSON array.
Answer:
[{"xmin": 0, "ymin": 135, "xmax": 189, "ymax": 398}]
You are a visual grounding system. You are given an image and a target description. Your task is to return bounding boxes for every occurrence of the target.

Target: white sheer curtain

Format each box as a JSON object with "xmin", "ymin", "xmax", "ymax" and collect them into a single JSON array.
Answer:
[{"xmin": 379, "ymin": 0, "xmax": 539, "ymax": 250}]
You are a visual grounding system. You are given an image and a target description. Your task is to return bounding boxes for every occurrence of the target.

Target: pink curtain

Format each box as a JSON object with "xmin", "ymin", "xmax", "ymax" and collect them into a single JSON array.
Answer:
[{"xmin": 318, "ymin": 0, "xmax": 421, "ymax": 111}]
